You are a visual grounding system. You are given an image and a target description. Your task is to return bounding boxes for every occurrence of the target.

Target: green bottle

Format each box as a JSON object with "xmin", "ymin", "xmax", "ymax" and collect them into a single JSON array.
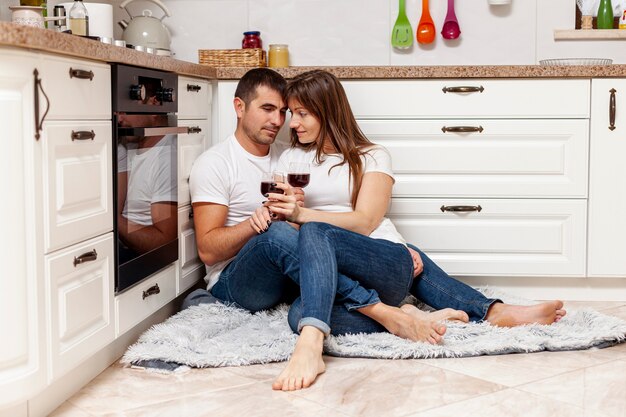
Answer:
[{"xmin": 597, "ymin": 0, "xmax": 614, "ymax": 29}]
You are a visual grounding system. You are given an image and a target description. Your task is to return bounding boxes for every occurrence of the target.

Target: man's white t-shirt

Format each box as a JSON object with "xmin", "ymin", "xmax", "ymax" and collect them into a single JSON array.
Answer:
[
  {"xmin": 277, "ymin": 145, "xmax": 406, "ymax": 245},
  {"xmin": 189, "ymin": 134, "xmax": 284, "ymax": 289}
]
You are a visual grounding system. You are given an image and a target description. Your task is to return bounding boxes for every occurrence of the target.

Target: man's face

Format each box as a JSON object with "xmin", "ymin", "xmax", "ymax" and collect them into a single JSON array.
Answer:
[{"xmin": 237, "ymin": 85, "xmax": 287, "ymax": 146}]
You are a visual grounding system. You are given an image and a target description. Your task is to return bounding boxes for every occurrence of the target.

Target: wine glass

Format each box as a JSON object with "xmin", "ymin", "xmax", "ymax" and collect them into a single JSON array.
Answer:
[
  {"xmin": 260, "ymin": 171, "xmax": 285, "ymax": 196},
  {"xmin": 287, "ymin": 162, "xmax": 310, "ymax": 188}
]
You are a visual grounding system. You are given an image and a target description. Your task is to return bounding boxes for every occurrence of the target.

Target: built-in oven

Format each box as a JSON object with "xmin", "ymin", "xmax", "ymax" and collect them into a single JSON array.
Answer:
[{"xmin": 112, "ymin": 64, "xmax": 187, "ymax": 293}]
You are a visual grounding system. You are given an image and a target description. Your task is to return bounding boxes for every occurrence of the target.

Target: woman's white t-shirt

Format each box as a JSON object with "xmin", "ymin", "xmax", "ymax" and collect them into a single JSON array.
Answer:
[{"xmin": 277, "ymin": 145, "xmax": 406, "ymax": 245}]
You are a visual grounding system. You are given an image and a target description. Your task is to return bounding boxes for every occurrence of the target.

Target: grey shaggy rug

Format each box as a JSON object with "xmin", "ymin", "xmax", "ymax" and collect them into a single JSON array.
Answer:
[{"xmin": 121, "ymin": 288, "xmax": 626, "ymax": 370}]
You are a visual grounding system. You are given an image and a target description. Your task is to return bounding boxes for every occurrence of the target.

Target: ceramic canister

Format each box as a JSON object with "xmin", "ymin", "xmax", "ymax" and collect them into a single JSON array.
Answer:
[
  {"xmin": 59, "ymin": 2, "xmax": 113, "ymax": 39},
  {"xmin": 10, "ymin": 5, "xmax": 47, "ymax": 28}
]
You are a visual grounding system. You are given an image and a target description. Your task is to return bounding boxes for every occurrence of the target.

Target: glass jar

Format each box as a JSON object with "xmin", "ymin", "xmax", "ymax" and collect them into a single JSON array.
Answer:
[
  {"xmin": 268, "ymin": 44, "xmax": 289, "ymax": 68},
  {"xmin": 242, "ymin": 31, "xmax": 262, "ymax": 49}
]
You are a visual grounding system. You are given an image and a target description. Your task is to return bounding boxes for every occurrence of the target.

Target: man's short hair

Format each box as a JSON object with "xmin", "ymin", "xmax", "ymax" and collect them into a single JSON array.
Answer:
[{"xmin": 234, "ymin": 68, "xmax": 287, "ymax": 105}]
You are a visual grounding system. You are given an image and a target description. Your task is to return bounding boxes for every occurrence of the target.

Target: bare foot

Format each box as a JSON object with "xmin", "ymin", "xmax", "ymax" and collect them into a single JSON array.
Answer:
[
  {"xmin": 360, "ymin": 303, "xmax": 446, "ymax": 344},
  {"xmin": 401, "ymin": 304, "xmax": 469, "ymax": 323},
  {"xmin": 272, "ymin": 326, "xmax": 326, "ymax": 391},
  {"xmin": 486, "ymin": 300, "xmax": 566, "ymax": 327}
]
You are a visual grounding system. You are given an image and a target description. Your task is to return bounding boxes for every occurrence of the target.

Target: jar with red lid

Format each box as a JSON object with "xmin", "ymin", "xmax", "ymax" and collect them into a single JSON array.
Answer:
[{"xmin": 242, "ymin": 31, "xmax": 262, "ymax": 49}]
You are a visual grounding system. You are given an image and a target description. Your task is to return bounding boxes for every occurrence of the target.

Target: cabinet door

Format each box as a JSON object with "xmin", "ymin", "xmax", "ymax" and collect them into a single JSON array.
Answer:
[
  {"xmin": 42, "ymin": 121, "xmax": 113, "ymax": 253},
  {"xmin": 178, "ymin": 120, "xmax": 209, "ymax": 207},
  {"xmin": 0, "ymin": 50, "xmax": 47, "ymax": 407},
  {"xmin": 389, "ymin": 198, "xmax": 587, "ymax": 277},
  {"xmin": 178, "ymin": 76, "xmax": 211, "ymax": 120},
  {"xmin": 178, "ymin": 206, "xmax": 205, "ymax": 295},
  {"xmin": 45, "ymin": 233, "xmax": 115, "ymax": 381},
  {"xmin": 588, "ymin": 79, "xmax": 626, "ymax": 277}
]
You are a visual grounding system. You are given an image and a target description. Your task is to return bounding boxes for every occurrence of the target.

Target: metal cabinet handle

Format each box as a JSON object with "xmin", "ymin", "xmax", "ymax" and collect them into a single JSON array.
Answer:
[
  {"xmin": 71, "ymin": 130, "xmax": 96, "ymax": 141},
  {"xmin": 441, "ymin": 126, "xmax": 484, "ymax": 133},
  {"xmin": 142, "ymin": 284, "xmax": 161, "ymax": 300},
  {"xmin": 609, "ymin": 88, "xmax": 616, "ymax": 131},
  {"xmin": 187, "ymin": 84, "xmax": 202, "ymax": 92},
  {"xmin": 69, "ymin": 68, "xmax": 94, "ymax": 81},
  {"xmin": 73, "ymin": 249, "xmax": 98, "ymax": 266},
  {"xmin": 440, "ymin": 205, "xmax": 482, "ymax": 213},
  {"xmin": 442, "ymin": 86, "xmax": 484, "ymax": 94},
  {"xmin": 33, "ymin": 69, "xmax": 50, "ymax": 141},
  {"xmin": 187, "ymin": 126, "xmax": 202, "ymax": 134}
]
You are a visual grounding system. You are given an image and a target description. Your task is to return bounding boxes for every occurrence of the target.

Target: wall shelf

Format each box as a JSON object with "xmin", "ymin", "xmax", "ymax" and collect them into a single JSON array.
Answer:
[{"xmin": 554, "ymin": 29, "xmax": 626, "ymax": 40}]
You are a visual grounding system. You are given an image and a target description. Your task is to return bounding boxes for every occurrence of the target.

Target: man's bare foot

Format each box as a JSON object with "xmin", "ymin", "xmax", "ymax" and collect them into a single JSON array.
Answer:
[
  {"xmin": 359, "ymin": 303, "xmax": 446, "ymax": 344},
  {"xmin": 401, "ymin": 304, "xmax": 469, "ymax": 323},
  {"xmin": 486, "ymin": 300, "xmax": 566, "ymax": 327},
  {"xmin": 272, "ymin": 326, "xmax": 326, "ymax": 391}
]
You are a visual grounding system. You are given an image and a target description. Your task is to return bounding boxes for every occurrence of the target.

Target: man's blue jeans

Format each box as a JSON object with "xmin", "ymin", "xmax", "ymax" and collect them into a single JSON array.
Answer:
[{"xmin": 210, "ymin": 221, "xmax": 499, "ymax": 336}]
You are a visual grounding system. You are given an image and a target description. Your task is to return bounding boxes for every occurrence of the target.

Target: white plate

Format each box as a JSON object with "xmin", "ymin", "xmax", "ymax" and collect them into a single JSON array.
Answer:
[{"xmin": 540, "ymin": 58, "xmax": 613, "ymax": 66}]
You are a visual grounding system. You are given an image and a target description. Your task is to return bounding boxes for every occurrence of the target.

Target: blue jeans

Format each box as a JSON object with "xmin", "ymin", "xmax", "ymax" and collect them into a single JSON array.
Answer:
[
  {"xmin": 210, "ymin": 222, "xmax": 380, "ymax": 334},
  {"xmin": 287, "ymin": 222, "xmax": 500, "ymax": 336}
]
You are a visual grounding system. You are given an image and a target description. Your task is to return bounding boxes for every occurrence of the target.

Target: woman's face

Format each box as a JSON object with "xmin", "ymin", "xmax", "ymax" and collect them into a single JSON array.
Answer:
[{"xmin": 288, "ymin": 98, "xmax": 321, "ymax": 145}]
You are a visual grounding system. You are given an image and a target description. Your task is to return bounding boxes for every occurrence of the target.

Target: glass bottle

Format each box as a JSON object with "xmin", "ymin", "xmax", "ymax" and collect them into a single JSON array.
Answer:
[
  {"xmin": 597, "ymin": 0, "xmax": 614, "ymax": 29},
  {"xmin": 69, "ymin": 0, "xmax": 89, "ymax": 36},
  {"xmin": 242, "ymin": 31, "xmax": 262, "ymax": 49},
  {"xmin": 268, "ymin": 44, "xmax": 289, "ymax": 68}
]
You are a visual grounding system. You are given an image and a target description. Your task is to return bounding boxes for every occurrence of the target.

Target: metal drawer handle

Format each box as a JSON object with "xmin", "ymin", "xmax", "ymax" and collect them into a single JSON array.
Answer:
[
  {"xmin": 69, "ymin": 68, "xmax": 94, "ymax": 81},
  {"xmin": 73, "ymin": 249, "xmax": 98, "ymax": 267},
  {"xmin": 187, "ymin": 84, "xmax": 202, "ymax": 92},
  {"xmin": 440, "ymin": 205, "xmax": 482, "ymax": 213},
  {"xmin": 142, "ymin": 283, "xmax": 161, "ymax": 300},
  {"xmin": 187, "ymin": 126, "xmax": 202, "ymax": 134},
  {"xmin": 71, "ymin": 130, "xmax": 95, "ymax": 141},
  {"xmin": 442, "ymin": 126, "xmax": 484, "ymax": 133},
  {"xmin": 442, "ymin": 86, "xmax": 484, "ymax": 94},
  {"xmin": 609, "ymin": 88, "xmax": 616, "ymax": 131},
  {"xmin": 33, "ymin": 69, "xmax": 50, "ymax": 141}
]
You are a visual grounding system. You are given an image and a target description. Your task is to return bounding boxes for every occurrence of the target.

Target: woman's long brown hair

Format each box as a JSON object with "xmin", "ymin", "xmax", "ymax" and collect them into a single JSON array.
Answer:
[{"xmin": 286, "ymin": 70, "xmax": 373, "ymax": 209}]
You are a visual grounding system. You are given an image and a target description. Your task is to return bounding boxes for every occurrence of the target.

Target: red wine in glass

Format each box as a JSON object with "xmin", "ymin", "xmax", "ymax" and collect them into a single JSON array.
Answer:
[
  {"xmin": 287, "ymin": 173, "xmax": 310, "ymax": 188},
  {"xmin": 260, "ymin": 181, "xmax": 284, "ymax": 195}
]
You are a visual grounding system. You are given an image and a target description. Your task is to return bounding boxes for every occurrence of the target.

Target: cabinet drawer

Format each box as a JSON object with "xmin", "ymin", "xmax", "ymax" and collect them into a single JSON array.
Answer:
[
  {"xmin": 343, "ymin": 79, "xmax": 590, "ymax": 119},
  {"xmin": 45, "ymin": 233, "xmax": 115, "ymax": 381},
  {"xmin": 178, "ymin": 120, "xmax": 209, "ymax": 207},
  {"xmin": 178, "ymin": 206, "xmax": 204, "ymax": 295},
  {"xmin": 39, "ymin": 54, "xmax": 111, "ymax": 120},
  {"xmin": 115, "ymin": 264, "xmax": 176, "ymax": 336},
  {"xmin": 389, "ymin": 198, "xmax": 586, "ymax": 277},
  {"xmin": 359, "ymin": 119, "xmax": 589, "ymax": 198},
  {"xmin": 178, "ymin": 76, "xmax": 211, "ymax": 120},
  {"xmin": 42, "ymin": 121, "xmax": 113, "ymax": 253}
]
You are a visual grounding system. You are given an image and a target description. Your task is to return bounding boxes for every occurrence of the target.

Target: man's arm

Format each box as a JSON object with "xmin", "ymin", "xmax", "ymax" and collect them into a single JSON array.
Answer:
[{"xmin": 193, "ymin": 202, "xmax": 257, "ymax": 266}]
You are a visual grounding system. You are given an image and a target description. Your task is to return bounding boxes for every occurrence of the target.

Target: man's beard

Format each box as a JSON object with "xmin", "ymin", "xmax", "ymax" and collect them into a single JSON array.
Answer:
[{"xmin": 242, "ymin": 122, "xmax": 277, "ymax": 146}]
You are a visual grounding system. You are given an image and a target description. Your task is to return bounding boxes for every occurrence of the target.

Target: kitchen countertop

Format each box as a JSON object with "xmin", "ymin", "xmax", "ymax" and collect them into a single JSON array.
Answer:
[{"xmin": 3, "ymin": 21, "xmax": 626, "ymax": 80}]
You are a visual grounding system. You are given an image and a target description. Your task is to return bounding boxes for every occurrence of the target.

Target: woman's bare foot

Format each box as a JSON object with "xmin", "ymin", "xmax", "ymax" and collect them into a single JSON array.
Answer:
[
  {"xmin": 359, "ymin": 303, "xmax": 446, "ymax": 344},
  {"xmin": 272, "ymin": 326, "xmax": 326, "ymax": 391},
  {"xmin": 486, "ymin": 300, "xmax": 566, "ymax": 327},
  {"xmin": 401, "ymin": 304, "xmax": 469, "ymax": 323}
]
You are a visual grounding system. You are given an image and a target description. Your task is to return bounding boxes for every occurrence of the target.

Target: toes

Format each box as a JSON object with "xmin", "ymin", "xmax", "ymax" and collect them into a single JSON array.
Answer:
[
  {"xmin": 272, "ymin": 377, "xmax": 285, "ymax": 391},
  {"xmin": 436, "ymin": 324, "xmax": 447, "ymax": 336}
]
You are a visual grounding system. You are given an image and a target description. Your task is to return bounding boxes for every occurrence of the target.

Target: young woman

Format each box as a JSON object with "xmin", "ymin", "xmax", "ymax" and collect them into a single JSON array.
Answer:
[{"xmin": 253, "ymin": 70, "xmax": 566, "ymax": 392}]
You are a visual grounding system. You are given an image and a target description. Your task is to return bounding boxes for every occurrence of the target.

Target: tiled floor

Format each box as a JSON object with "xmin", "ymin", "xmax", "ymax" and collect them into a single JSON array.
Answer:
[{"xmin": 50, "ymin": 301, "xmax": 626, "ymax": 417}]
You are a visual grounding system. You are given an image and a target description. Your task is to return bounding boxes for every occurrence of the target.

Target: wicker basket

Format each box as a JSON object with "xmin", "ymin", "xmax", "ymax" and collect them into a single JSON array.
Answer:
[{"xmin": 198, "ymin": 49, "xmax": 267, "ymax": 67}]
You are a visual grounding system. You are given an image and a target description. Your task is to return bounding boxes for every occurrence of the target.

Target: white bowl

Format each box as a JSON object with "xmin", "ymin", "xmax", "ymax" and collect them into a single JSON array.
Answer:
[{"xmin": 540, "ymin": 58, "xmax": 613, "ymax": 66}]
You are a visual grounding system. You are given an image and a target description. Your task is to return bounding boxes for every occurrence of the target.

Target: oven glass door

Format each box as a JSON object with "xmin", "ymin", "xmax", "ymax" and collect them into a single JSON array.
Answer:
[{"xmin": 115, "ymin": 113, "xmax": 182, "ymax": 293}]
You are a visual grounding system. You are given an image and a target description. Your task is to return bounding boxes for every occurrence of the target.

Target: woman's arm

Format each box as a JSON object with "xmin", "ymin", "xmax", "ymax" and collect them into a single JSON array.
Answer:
[{"xmin": 269, "ymin": 171, "xmax": 393, "ymax": 236}]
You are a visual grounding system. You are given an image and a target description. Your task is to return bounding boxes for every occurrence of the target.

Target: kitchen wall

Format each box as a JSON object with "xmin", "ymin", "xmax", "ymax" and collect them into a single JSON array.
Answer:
[{"xmin": 4, "ymin": 0, "xmax": 626, "ymax": 65}]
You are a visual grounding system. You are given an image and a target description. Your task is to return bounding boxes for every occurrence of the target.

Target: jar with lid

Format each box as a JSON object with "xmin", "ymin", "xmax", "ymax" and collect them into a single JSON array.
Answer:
[
  {"xmin": 242, "ymin": 31, "xmax": 262, "ymax": 49},
  {"xmin": 268, "ymin": 44, "xmax": 289, "ymax": 68}
]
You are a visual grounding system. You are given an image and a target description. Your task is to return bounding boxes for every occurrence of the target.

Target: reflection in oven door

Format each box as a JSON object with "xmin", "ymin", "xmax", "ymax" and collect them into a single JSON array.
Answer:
[{"xmin": 115, "ymin": 113, "xmax": 185, "ymax": 293}]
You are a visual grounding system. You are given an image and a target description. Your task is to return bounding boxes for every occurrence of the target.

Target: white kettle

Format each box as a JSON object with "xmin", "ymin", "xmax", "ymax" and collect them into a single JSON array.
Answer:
[{"xmin": 118, "ymin": 0, "xmax": 172, "ymax": 53}]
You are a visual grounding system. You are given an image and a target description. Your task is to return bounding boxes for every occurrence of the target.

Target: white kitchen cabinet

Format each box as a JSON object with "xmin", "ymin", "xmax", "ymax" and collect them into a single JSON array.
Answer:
[
  {"xmin": 588, "ymin": 79, "xmax": 626, "ymax": 277},
  {"xmin": 345, "ymin": 79, "xmax": 590, "ymax": 278},
  {"xmin": 176, "ymin": 75, "xmax": 212, "ymax": 292},
  {"xmin": 389, "ymin": 198, "xmax": 587, "ymax": 277},
  {"xmin": 44, "ymin": 233, "xmax": 115, "ymax": 381},
  {"xmin": 0, "ymin": 49, "xmax": 47, "ymax": 411}
]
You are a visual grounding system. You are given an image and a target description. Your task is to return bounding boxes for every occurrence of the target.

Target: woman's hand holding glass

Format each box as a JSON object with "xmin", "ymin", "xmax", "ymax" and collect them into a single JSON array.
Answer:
[{"xmin": 265, "ymin": 180, "xmax": 303, "ymax": 223}]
